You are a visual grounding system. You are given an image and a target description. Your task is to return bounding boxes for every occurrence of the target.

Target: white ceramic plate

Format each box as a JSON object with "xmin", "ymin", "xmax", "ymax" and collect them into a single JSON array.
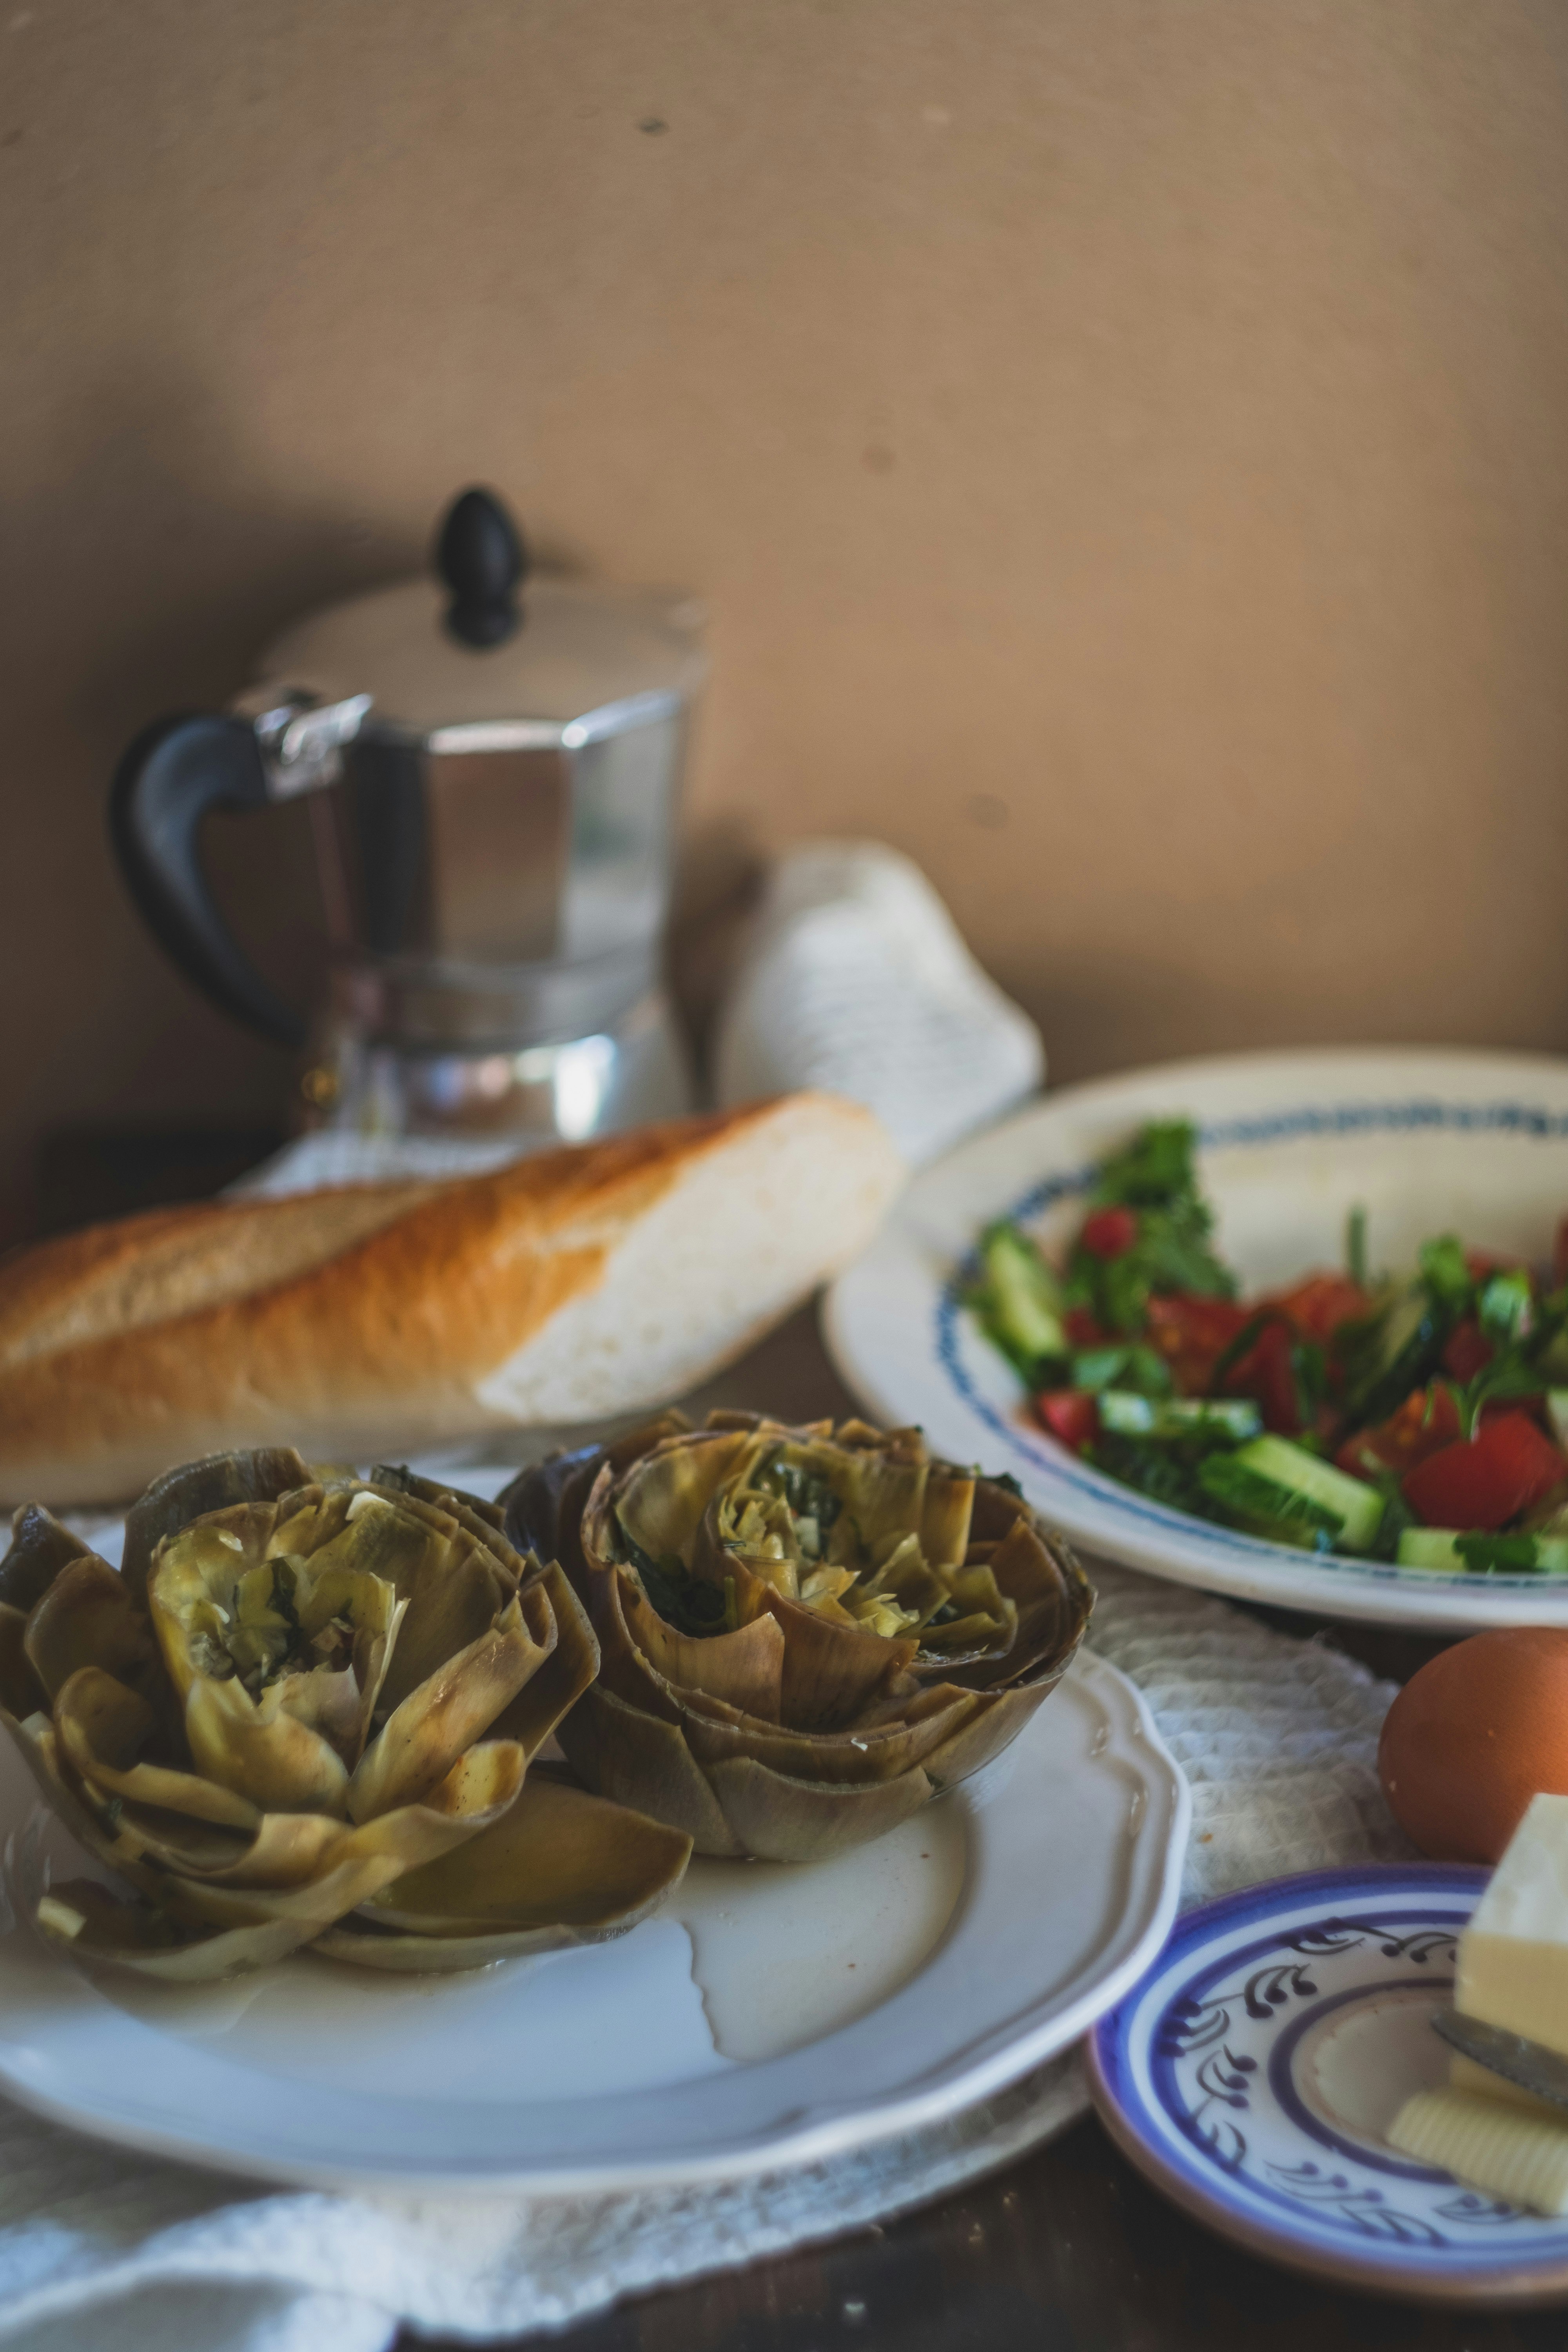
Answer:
[
  {"xmin": 824, "ymin": 1047, "xmax": 1568, "ymax": 1631},
  {"xmin": 0, "ymin": 1634, "xmax": 1187, "ymax": 2194},
  {"xmin": 1088, "ymin": 1864, "xmax": 1568, "ymax": 2305}
]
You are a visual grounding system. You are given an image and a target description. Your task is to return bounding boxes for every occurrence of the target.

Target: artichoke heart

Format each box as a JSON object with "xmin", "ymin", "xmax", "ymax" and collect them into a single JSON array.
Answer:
[
  {"xmin": 502, "ymin": 1412, "xmax": 1094, "ymax": 1863},
  {"xmin": 0, "ymin": 1450, "xmax": 691, "ymax": 1977}
]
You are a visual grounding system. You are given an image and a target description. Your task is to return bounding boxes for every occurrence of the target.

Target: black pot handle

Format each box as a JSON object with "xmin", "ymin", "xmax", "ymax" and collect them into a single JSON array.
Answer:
[{"xmin": 108, "ymin": 713, "xmax": 307, "ymax": 1048}]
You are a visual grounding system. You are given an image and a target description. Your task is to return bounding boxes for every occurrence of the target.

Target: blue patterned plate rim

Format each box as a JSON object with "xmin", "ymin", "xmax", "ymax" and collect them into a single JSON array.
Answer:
[{"xmin": 1087, "ymin": 1863, "xmax": 1568, "ymax": 2305}]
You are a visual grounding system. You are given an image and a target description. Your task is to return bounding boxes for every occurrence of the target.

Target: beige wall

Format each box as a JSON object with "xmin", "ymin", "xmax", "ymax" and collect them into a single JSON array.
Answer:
[{"xmin": 4, "ymin": 0, "xmax": 1568, "ymax": 1238}]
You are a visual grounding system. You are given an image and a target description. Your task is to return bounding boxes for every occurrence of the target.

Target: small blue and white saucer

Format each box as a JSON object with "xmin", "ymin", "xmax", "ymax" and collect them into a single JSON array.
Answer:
[{"xmin": 1088, "ymin": 1865, "xmax": 1568, "ymax": 2305}]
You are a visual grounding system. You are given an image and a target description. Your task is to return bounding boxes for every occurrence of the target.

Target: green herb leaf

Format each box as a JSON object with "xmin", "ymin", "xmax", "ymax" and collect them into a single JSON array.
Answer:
[
  {"xmin": 759, "ymin": 1458, "xmax": 843, "ymax": 1532},
  {"xmin": 1366, "ymin": 1469, "xmax": 1417, "ymax": 1562},
  {"xmin": 1455, "ymin": 1532, "xmax": 1547, "ymax": 1575},
  {"xmin": 617, "ymin": 1526, "xmax": 729, "ymax": 1639},
  {"xmin": 1479, "ymin": 1269, "xmax": 1534, "ymax": 1345},
  {"xmin": 1087, "ymin": 1423, "xmax": 1248, "ymax": 1522},
  {"xmin": 1064, "ymin": 1123, "xmax": 1236, "ymax": 1335},
  {"xmin": 1071, "ymin": 1344, "xmax": 1173, "ymax": 1397},
  {"xmin": 1087, "ymin": 1121, "xmax": 1204, "ymax": 1209},
  {"xmin": 1419, "ymin": 1234, "xmax": 1473, "ymax": 1312}
]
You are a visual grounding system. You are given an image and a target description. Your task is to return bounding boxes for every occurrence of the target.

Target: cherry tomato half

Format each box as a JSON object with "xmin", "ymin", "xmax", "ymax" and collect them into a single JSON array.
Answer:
[
  {"xmin": 1402, "ymin": 1412, "xmax": 1568, "ymax": 1532},
  {"xmin": 1035, "ymin": 1390, "xmax": 1100, "ymax": 1452}
]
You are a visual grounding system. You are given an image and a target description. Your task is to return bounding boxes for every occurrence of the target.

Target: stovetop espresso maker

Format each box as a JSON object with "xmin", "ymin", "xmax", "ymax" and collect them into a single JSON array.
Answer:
[{"xmin": 110, "ymin": 489, "xmax": 705, "ymax": 1143}]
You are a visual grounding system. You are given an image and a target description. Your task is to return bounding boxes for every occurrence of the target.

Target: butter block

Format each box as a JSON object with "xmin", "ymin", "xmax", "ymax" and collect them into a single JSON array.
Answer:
[
  {"xmin": 1389, "ymin": 2088, "xmax": 1568, "ymax": 2215},
  {"xmin": 1456, "ymin": 1793, "xmax": 1568, "ymax": 2060}
]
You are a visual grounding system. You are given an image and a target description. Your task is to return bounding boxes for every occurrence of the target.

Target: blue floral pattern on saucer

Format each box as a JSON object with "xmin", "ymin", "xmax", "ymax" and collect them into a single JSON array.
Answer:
[{"xmin": 1088, "ymin": 1866, "xmax": 1568, "ymax": 2301}]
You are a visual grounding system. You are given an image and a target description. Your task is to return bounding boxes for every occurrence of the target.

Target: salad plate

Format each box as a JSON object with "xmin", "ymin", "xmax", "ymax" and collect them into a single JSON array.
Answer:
[
  {"xmin": 824, "ymin": 1047, "xmax": 1568, "ymax": 1630},
  {"xmin": 1087, "ymin": 1864, "xmax": 1568, "ymax": 2306},
  {"xmin": 0, "ymin": 1464, "xmax": 1187, "ymax": 2192}
]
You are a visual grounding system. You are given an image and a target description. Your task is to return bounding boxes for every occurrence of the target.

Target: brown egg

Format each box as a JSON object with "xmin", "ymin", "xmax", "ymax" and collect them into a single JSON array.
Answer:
[{"xmin": 1379, "ymin": 1628, "xmax": 1568, "ymax": 1862}]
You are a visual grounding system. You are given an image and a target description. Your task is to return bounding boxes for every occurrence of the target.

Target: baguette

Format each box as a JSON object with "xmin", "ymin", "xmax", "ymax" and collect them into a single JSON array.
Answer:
[{"xmin": 0, "ymin": 1093, "xmax": 903, "ymax": 1507}]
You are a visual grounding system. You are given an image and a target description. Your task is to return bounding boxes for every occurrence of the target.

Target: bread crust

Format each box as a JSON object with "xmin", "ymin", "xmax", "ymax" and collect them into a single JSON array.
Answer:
[{"xmin": 0, "ymin": 1096, "xmax": 901, "ymax": 1507}]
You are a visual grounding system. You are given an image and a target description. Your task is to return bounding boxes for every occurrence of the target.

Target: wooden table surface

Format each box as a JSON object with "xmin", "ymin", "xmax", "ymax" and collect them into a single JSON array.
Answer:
[{"xmin": 32, "ymin": 1130, "xmax": 1555, "ymax": 2349}]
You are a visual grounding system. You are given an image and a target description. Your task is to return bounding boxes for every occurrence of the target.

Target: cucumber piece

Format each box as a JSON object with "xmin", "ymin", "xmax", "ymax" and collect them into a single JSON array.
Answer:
[
  {"xmin": 1097, "ymin": 1392, "xmax": 1262, "ymax": 1441},
  {"xmin": 978, "ymin": 1225, "xmax": 1066, "ymax": 1365},
  {"xmin": 1232, "ymin": 1436, "xmax": 1385, "ymax": 1554},
  {"xmin": 1548, "ymin": 1391, "xmax": 1568, "ymax": 1446},
  {"xmin": 1399, "ymin": 1528, "xmax": 1568, "ymax": 1574},
  {"xmin": 1396, "ymin": 1529, "xmax": 1468, "ymax": 1571},
  {"xmin": 1197, "ymin": 1454, "xmax": 1342, "ymax": 1548}
]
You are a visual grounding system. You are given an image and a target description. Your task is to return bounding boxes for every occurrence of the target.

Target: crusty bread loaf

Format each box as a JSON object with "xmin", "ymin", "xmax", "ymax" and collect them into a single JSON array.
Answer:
[{"xmin": 0, "ymin": 1094, "xmax": 903, "ymax": 1507}]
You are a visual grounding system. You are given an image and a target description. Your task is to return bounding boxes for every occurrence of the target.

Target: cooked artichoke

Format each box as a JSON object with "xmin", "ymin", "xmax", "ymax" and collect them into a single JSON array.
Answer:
[
  {"xmin": 0, "ymin": 1452, "xmax": 690, "ymax": 1977},
  {"xmin": 502, "ymin": 1412, "xmax": 1093, "ymax": 1862}
]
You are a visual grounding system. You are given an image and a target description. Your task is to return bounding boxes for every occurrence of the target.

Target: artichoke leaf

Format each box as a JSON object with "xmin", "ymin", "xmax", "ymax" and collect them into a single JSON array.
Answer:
[
  {"xmin": 87, "ymin": 1789, "xmax": 348, "ymax": 1888},
  {"xmin": 185, "ymin": 1673, "xmax": 351, "ymax": 1817},
  {"xmin": 346, "ymin": 1595, "xmax": 543, "ymax": 1823},
  {"xmin": 857, "ymin": 1534, "xmax": 946, "ymax": 1627},
  {"xmin": 0, "ymin": 1705, "xmax": 165, "ymax": 1894},
  {"xmin": 98, "ymin": 1736, "xmax": 524, "ymax": 1892},
  {"xmin": 919, "ymin": 1468, "xmax": 976, "ymax": 1571},
  {"xmin": 24, "ymin": 1553, "xmax": 163, "ymax": 1708},
  {"xmin": 271, "ymin": 1486, "xmax": 447, "ymax": 1599},
  {"xmin": 156, "ymin": 1500, "xmax": 402, "ymax": 1759},
  {"xmin": 496, "ymin": 1415, "xmax": 693, "ymax": 1577},
  {"xmin": 921, "ymin": 1514, "xmax": 1093, "ymax": 1692},
  {"xmin": 370, "ymin": 1522, "xmax": 523, "ymax": 1716},
  {"xmin": 54, "ymin": 1666, "xmax": 261, "ymax": 1830},
  {"xmin": 310, "ymin": 1916, "xmax": 607, "ymax": 1972},
  {"xmin": 354, "ymin": 1773, "xmax": 691, "ymax": 1939},
  {"xmin": 601, "ymin": 1424, "xmax": 741, "ymax": 1569},
  {"xmin": 678, "ymin": 1683, "xmax": 979, "ymax": 1786},
  {"xmin": 986, "ymin": 1510, "xmax": 1076, "ymax": 1607},
  {"xmin": 759, "ymin": 1584, "xmax": 918, "ymax": 1731},
  {"xmin": 488, "ymin": 1563, "xmax": 599, "ymax": 1761},
  {"xmin": 939, "ymin": 1559, "xmax": 1011, "ymax": 1620},
  {"xmin": 920, "ymin": 1682, "xmax": 1057, "ymax": 1787},
  {"xmin": 705, "ymin": 1753, "xmax": 935, "ymax": 1864},
  {"xmin": 0, "ymin": 1504, "xmax": 95, "ymax": 1615},
  {"xmin": 580, "ymin": 1568, "xmax": 687, "ymax": 1726},
  {"xmin": 0, "ymin": 1603, "xmax": 43, "ymax": 1720},
  {"xmin": 557, "ymin": 1682, "xmax": 744, "ymax": 1856},
  {"xmin": 621, "ymin": 1583, "xmax": 784, "ymax": 1724},
  {"xmin": 822, "ymin": 1446, "xmax": 929, "ymax": 1570},
  {"xmin": 916, "ymin": 1605, "xmax": 1016, "ymax": 1661},
  {"xmin": 363, "ymin": 1464, "xmax": 506, "ymax": 1532},
  {"xmin": 33, "ymin": 1878, "xmax": 334, "ymax": 1982},
  {"xmin": 499, "ymin": 1443, "xmax": 603, "ymax": 1571},
  {"xmin": 150, "ymin": 1841, "xmax": 417, "ymax": 1935},
  {"xmin": 120, "ymin": 1448, "xmax": 310, "ymax": 1608}
]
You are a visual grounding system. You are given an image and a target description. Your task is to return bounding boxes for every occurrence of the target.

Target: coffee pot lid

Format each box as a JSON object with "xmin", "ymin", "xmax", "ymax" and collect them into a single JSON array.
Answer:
[{"xmin": 255, "ymin": 489, "xmax": 706, "ymax": 740}]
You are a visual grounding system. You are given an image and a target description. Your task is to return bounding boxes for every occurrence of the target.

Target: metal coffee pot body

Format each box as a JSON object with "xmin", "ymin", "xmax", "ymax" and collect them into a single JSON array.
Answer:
[{"xmin": 110, "ymin": 490, "xmax": 704, "ymax": 1144}]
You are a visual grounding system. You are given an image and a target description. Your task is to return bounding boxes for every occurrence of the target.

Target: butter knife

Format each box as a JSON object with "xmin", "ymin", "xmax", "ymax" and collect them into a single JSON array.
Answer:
[{"xmin": 1432, "ymin": 2009, "xmax": 1568, "ymax": 2113}]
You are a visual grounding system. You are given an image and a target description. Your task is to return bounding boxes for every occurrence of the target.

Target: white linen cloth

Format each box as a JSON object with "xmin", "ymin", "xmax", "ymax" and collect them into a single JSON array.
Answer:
[
  {"xmin": 0, "ymin": 1552, "xmax": 1411, "ymax": 2352},
  {"xmin": 713, "ymin": 840, "xmax": 1045, "ymax": 1166}
]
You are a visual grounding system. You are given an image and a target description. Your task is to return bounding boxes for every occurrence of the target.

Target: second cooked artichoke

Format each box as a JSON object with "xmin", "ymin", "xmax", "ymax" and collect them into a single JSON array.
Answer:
[
  {"xmin": 0, "ymin": 1451, "xmax": 690, "ymax": 1977},
  {"xmin": 503, "ymin": 1412, "xmax": 1093, "ymax": 1862}
]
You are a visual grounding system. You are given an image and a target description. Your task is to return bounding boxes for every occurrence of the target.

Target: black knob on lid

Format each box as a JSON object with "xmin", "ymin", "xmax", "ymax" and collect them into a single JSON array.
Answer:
[{"xmin": 436, "ymin": 486, "xmax": 528, "ymax": 648}]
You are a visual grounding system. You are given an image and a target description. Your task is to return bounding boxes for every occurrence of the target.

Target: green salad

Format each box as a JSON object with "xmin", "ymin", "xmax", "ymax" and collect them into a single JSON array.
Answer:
[{"xmin": 968, "ymin": 1122, "xmax": 1568, "ymax": 1570}]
